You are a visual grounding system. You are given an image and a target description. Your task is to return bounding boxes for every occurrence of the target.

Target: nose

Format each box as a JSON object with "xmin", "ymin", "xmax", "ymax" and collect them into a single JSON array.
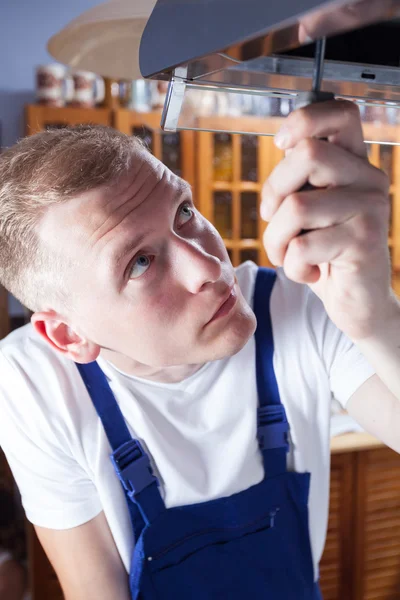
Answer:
[{"xmin": 172, "ymin": 237, "xmax": 222, "ymax": 294}]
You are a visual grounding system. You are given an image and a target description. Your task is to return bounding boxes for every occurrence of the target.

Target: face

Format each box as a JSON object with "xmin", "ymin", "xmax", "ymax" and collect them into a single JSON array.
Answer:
[{"xmin": 38, "ymin": 151, "xmax": 256, "ymax": 367}]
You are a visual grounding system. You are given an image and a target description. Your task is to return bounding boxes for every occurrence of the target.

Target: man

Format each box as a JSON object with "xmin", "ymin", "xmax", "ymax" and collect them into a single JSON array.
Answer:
[{"xmin": 0, "ymin": 100, "xmax": 399, "ymax": 599}]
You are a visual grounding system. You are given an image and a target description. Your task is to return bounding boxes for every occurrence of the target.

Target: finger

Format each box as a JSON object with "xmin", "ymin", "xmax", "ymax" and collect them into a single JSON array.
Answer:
[
  {"xmin": 281, "ymin": 221, "xmax": 354, "ymax": 284},
  {"xmin": 274, "ymin": 99, "xmax": 367, "ymax": 159},
  {"xmin": 281, "ymin": 214, "xmax": 390, "ymax": 286},
  {"xmin": 261, "ymin": 139, "xmax": 380, "ymax": 221},
  {"xmin": 263, "ymin": 187, "xmax": 386, "ymax": 268}
]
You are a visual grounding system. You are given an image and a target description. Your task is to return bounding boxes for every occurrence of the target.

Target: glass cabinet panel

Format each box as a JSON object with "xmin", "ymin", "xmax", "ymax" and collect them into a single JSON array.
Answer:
[
  {"xmin": 240, "ymin": 249, "xmax": 259, "ymax": 264},
  {"xmin": 162, "ymin": 132, "xmax": 182, "ymax": 177},
  {"xmin": 132, "ymin": 126, "xmax": 154, "ymax": 154},
  {"xmin": 241, "ymin": 192, "xmax": 258, "ymax": 239},
  {"xmin": 213, "ymin": 191, "xmax": 232, "ymax": 238},
  {"xmin": 213, "ymin": 133, "xmax": 233, "ymax": 182},
  {"xmin": 241, "ymin": 135, "xmax": 258, "ymax": 182}
]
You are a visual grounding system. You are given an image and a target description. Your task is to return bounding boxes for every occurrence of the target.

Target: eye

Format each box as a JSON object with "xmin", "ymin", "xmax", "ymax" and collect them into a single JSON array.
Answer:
[
  {"xmin": 129, "ymin": 254, "xmax": 152, "ymax": 280},
  {"xmin": 178, "ymin": 203, "xmax": 194, "ymax": 226}
]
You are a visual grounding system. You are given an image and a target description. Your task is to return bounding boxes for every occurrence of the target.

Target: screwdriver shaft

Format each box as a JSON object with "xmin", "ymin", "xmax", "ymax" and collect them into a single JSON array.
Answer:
[{"xmin": 312, "ymin": 37, "xmax": 327, "ymax": 93}]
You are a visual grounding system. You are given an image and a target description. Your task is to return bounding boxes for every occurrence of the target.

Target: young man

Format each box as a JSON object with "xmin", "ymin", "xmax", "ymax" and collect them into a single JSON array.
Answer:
[{"xmin": 0, "ymin": 100, "xmax": 399, "ymax": 600}]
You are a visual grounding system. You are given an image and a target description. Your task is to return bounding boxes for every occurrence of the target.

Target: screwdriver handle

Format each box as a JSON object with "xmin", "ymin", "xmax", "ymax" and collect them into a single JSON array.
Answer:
[{"xmin": 294, "ymin": 90, "xmax": 335, "ymax": 228}]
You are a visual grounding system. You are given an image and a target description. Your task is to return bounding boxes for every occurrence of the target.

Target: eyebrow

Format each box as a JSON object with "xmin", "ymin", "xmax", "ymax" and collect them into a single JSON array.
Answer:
[
  {"xmin": 113, "ymin": 229, "xmax": 152, "ymax": 273},
  {"xmin": 112, "ymin": 183, "xmax": 192, "ymax": 273}
]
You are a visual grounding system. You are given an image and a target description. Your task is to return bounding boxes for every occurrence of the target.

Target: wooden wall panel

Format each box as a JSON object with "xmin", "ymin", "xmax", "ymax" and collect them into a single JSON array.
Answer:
[
  {"xmin": 320, "ymin": 453, "xmax": 356, "ymax": 600},
  {"xmin": 356, "ymin": 447, "xmax": 400, "ymax": 600}
]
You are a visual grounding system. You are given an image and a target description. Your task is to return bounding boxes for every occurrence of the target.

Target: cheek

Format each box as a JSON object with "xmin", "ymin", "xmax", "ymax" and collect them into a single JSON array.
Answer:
[
  {"xmin": 123, "ymin": 291, "xmax": 190, "ymax": 363},
  {"xmin": 126, "ymin": 288, "xmax": 185, "ymax": 335}
]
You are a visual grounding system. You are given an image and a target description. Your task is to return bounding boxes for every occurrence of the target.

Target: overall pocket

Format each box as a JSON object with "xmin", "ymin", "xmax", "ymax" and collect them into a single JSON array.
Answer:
[{"xmin": 145, "ymin": 508, "xmax": 283, "ymax": 600}]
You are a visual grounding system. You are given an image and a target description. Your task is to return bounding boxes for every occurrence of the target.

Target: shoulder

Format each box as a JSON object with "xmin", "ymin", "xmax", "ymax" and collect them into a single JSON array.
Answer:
[
  {"xmin": 0, "ymin": 324, "xmax": 87, "ymax": 441},
  {"xmin": 0, "ymin": 323, "xmax": 75, "ymax": 379}
]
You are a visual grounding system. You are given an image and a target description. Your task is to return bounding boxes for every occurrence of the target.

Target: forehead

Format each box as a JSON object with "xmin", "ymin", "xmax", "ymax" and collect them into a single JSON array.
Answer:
[{"xmin": 37, "ymin": 151, "xmax": 190, "ymax": 261}]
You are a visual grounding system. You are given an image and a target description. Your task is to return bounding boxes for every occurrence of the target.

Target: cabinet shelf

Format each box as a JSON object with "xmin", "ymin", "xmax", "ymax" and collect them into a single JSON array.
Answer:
[
  {"xmin": 212, "ymin": 181, "xmax": 261, "ymax": 192},
  {"xmin": 223, "ymin": 239, "xmax": 263, "ymax": 249}
]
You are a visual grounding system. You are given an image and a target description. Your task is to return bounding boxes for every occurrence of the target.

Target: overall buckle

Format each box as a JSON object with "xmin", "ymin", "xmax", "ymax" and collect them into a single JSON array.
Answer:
[
  {"xmin": 111, "ymin": 439, "xmax": 159, "ymax": 498},
  {"xmin": 257, "ymin": 406, "xmax": 290, "ymax": 452}
]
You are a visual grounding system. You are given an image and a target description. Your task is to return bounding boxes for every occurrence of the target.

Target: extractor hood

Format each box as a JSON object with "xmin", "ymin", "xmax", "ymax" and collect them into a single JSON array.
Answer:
[{"xmin": 139, "ymin": 0, "xmax": 400, "ymax": 142}]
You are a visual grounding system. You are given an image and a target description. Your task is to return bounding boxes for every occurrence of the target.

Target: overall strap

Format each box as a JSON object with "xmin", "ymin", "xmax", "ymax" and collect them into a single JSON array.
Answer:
[
  {"xmin": 76, "ymin": 361, "xmax": 165, "ymax": 531},
  {"xmin": 254, "ymin": 268, "xmax": 289, "ymax": 476}
]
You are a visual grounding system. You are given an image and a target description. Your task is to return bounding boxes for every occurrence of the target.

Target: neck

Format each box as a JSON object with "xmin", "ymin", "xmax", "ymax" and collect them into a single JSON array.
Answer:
[{"xmin": 99, "ymin": 347, "xmax": 205, "ymax": 383}]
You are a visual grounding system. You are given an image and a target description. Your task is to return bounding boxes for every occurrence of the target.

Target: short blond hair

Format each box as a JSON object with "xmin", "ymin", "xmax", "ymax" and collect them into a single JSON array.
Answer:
[{"xmin": 0, "ymin": 125, "xmax": 146, "ymax": 312}]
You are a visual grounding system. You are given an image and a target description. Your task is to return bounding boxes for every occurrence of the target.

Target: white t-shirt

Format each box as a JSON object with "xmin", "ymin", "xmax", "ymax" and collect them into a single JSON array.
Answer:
[{"xmin": 0, "ymin": 262, "xmax": 375, "ymax": 581}]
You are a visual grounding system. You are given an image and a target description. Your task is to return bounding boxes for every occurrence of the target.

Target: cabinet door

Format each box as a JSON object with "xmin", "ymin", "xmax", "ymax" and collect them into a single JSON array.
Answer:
[
  {"xmin": 354, "ymin": 447, "xmax": 400, "ymax": 600},
  {"xmin": 114, "ymin": 109, "xmax": 195, "ymax": 190},
  {"xmin": 319, "ymin": 453, "xmax": 356, "ymax": 600},
  {"xmin": 196, "ymin": 117, "xmax": 283, "ymax": 267}
]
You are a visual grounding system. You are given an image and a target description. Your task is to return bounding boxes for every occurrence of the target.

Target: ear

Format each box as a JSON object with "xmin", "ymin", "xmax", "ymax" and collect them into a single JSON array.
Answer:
[{"xmin": 31, "ymin": 310, "xmax": 100, "ymax": 364}]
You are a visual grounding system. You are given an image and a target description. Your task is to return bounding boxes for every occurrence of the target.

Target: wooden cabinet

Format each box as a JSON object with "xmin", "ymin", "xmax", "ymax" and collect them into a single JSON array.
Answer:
[
  {"xmin": 367, "ymin": 143, "xmax": 400, "ymax": 297},
  {"xmin": 25, "ymin": 104, "xmax": 195, "ymax": 195},
  {"xmin": 319, "ymin": 441, "xmax": 400, "ymax": 600},
  {"xmin": 196, "ymin": 116, "xmax": 284, "ymax": 267},
  {"xmin": 24, "ymin": 105, "xmax": 400, "ymax": 297},
  {"xmin": 355, "ymin": 447, "xmax": 400, "ymax": 600},
  {"xmin": 114, "ymin": 109, "xmax": 195, "ymax": 189},
  {"xmin": 25, "ymin": 104, "xmax": 112, "ymax": 135},
  {"xmin": 320, "ymin": 452, "xmax": 356, "ymax": 599},
  {"xmin": 196, "ymin": 117, "xmax": 400, "ymax": 301}
]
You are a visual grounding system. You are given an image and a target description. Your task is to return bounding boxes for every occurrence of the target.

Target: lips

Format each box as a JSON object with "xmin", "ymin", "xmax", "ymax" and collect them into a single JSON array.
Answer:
[{"xmin": 206, "ymin": 285, "xmax": 237, "ymax": 325}]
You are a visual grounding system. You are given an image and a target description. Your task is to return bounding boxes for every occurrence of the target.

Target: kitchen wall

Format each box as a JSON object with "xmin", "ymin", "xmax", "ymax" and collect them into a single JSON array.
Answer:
[{"xmin": 0, "ymin": 0, "xmax": 101, "ymax": 315}]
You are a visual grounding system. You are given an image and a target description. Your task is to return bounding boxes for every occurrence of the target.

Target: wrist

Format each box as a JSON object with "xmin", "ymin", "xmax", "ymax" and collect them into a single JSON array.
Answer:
[{"xmin": 352, "ymin": 293, "xmax": 400, "ymax": 351}]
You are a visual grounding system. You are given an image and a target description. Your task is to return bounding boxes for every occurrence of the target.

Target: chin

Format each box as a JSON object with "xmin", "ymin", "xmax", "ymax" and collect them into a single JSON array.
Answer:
[{"xmin": 207, "ymin": 305, "xmax": 257, "ymax": 362}]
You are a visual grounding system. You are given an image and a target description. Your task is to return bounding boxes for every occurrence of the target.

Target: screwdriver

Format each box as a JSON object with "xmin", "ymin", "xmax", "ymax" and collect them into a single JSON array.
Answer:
[
  {"xmin": 294, "ymin": 37, "xmax": 334, "ymax": 112},
  {"xmin": 293, "ymin": 37, "xmax": 335, "ymax": 224}
]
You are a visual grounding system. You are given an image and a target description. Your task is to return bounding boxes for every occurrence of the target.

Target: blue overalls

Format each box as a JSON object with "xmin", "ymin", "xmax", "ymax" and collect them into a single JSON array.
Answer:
[{"xmin": 77, "ymin": 267, "xmax": 323, "ymax": 599}]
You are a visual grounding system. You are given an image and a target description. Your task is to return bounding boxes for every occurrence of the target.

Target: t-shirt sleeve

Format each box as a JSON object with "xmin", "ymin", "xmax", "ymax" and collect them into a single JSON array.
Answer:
[
  {"xmin": 304, "ymin": 285, "xmax": 376, "ymax": 409},
  {"xmin": 0, "ymin": 351, "xmax": 103, "ymax": 530}
]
